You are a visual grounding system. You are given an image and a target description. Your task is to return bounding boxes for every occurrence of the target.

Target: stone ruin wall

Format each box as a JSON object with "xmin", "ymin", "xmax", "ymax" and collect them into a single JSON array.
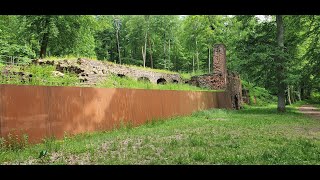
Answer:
[
  {"xmin": 31, "ymin": 58, "xmax": 182, "ymax": 86},
  {"xmin": 188, "ymin": 44, "xmax": 243, "ymax": 109},
  {"xmin": 226, "ymin": 71, "xmax": 242, "ymax": 110},
  {"xmin": 1, "ymin": 44, "xmax": 244, "ymax": 109}
]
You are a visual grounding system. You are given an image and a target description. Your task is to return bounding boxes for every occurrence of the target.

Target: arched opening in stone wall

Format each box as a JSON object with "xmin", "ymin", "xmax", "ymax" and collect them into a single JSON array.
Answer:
[
  {"xmin": 138, "ymin": 77, "xmax": 150, "ymax": 82},
  {"xmin": 172, "ymin": 79, "xmax": 179, "ymax": 83},
  {"xmin": 234, "ymin": 94, "xmax": 239, "ymax": 110},
  {"xmin": 117, "ymin": 74, "xmax": 126, "ymax": 78},
  {"xmin": 157, "ymin": 78, "xmax": 167, "ymax": 84}
]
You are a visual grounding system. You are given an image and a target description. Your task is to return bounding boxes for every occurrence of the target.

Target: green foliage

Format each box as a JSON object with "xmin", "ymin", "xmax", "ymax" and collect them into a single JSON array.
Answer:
[
  {"xmin": 26, "ymin": 65, "xmax": 79, "ymax": 86},
  {"xmin": 179, "ymin": 71, "xmax": 206, "ymax": 80},
  {"xmin": 0, "ymin": 15, "xmax": 319, "ymax": 103},
  {"xmin": 310, "ymin": 91, "xmax": 320, "ymax": 103},
  {"xmin": 0, "ymin": 134, "xmax": 29, "ymax": 152},
  {"xmin": 42, "ymin": 136, "xmax": 61, "ymax": 152},
  {"xmin": 0, "ymin": 64, "xmax": 79, "ymax": 86},
  {"xmin": 242, "ymin": 80, "xmax": 277, "ymax": 106}
]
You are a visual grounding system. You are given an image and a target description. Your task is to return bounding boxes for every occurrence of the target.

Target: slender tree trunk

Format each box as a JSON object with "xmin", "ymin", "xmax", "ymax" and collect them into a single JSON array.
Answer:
[
  {"xmin": 168, "ymin": 39, "xmax": 170, "ymax": 68},
  {"xmin": 164, "ymin": 39, "xmax": 166, "ymax": 69},
  {"xmin": 196, "ymin": 39, "xmax": 199, "ymax": 72},
  {"xmin": 142, "ymin": 34, "xmax": 147, "ymax": 67},
  {"xmin": 40, "ymin": 16, "xmax": 51, "ymax": 59},
  {"xmin": 116, "ymin": 30, "xmax": 121, "ymax": 64},
  {"xmin": 142, "ymin": 27, "xmax": 148, "ymax": 68},
  {"xmin": 276, "ymin": 15, "xmax": 286, "ymax": 112},
  {"xmin": 141, "ymin": 46, "xmax": 145, "ymax": 66},
  {"xmin": 291, "ymin": 85, "xmax": 295, "ymax": 103},
  {"xmin": 208, "ymin": 47, "xmax": 211, "ymax": 73},
  {"xmin": 148, "ymin": 35, "xmax": 153, "ymax": 68},
  {"xmin": 192, "ymin": 54, "xmax": 195, "ymax": 74},
  {"xmin": 287, "ymin": 85, "xmax": 292, "ymax": 105},
  {"xmin": 113, "ymin": 15, "xmax": 121, "ymax": 64},
  {"xmin": 298, "ymin": 86, "xmax": 302, "ymax": 101}
]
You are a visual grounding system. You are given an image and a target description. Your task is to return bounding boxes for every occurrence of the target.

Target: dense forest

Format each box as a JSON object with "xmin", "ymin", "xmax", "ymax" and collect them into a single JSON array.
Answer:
[{"xmin": 0, "ymin": 15, "xmax": 319, "ymax": 109}]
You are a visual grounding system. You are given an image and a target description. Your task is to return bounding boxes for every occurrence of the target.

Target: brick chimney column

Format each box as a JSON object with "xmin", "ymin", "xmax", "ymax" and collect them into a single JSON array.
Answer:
[{"xmin": 213, "ymin": 44, "xmax": 227, "ymax": 89}]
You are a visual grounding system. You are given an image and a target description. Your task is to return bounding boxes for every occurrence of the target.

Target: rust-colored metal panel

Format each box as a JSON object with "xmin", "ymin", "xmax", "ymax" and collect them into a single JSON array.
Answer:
[
  {"xmin": 82, "ymin": 87, "xmax": 116, "ymax": 132},
  {"xmin": 48, "ymin": 86, "xmax": 84, "ymax": 139},
  {"xmin": 161, "ymin": 90, "xmax": 176, "ymax": 119},
  {"xmin": 129, "ymin": 89, "xmax": 158, "ymax": 126},
  {"xmin": 0, "ymin": 85, "xmax": 49, "ymax": 143},
  {"xmin": 0, "ymin": 85, "xmax": 3, "ymax": 138},
  {"xmin": 181, "ymin": 91, "xmax": 196, "ymax": 115},
  {"xmin": 0, "ymin": 84, "xmax": 229, "ymax": 144}
]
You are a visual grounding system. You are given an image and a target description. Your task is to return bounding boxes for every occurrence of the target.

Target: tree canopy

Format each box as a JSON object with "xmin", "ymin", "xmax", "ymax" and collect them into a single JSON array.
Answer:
[{"xmin": 1, "ymin": 15, "xmax": 319, "ymax": 108}]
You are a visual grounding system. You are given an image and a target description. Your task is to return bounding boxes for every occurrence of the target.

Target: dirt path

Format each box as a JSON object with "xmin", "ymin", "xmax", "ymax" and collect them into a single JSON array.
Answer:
[{"xmin": 299, "ymin": 105, "xmax": 320, "ymax": 120}]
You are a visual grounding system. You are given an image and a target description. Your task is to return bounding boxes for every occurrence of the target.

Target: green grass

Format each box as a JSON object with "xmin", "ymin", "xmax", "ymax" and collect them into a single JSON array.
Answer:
[
  {"xmin": 97, "ymin": 74, "xmax": 218, "ymax": 92},
  {"xmin": 1, "ymin": 103, "xmax": 320, "ymax": 165},
  {"xmin": 180, "ymin": 71, "xmax": 207, "ymax": 80},
  {"xmin": 0, "ymin": 64, "xmax": 79, "ymax": 86}
]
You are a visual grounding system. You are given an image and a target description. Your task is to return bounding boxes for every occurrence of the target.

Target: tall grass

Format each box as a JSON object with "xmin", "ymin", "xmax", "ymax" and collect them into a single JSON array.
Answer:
[
  {"xmin": 0, "ymin": 64, "xmax": 79, "ymax": 86},
  {"xmin": 180, "ymin": 71, "xmax": 207, "ymax": 80}
]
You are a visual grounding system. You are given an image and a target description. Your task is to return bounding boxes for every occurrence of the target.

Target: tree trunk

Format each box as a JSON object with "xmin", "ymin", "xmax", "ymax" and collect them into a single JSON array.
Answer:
[
  {"xmin": 141, "ymin": 46, "xmax": 145, "ymax": 66},
  {"xmin": 113, "ymin": 16, "xmax": 121, "ymax": 64},
  {"xmin": 298, "ymin": 86, "xmax": 302, "ymax": 101},
  {"xmin": 168, "ymin": 39, "xmax": 170, "ymax": 68},
  {"xmin": 192, "ymin": 54, "xmax": 195, "ymax": 74},
  {"xmin": 208, "ymin": 47, "xmax": 211, "ymax": 73},
  {"xmin": 116, "ymin": 30, "xmax": 121, "ymax": 64},
  {"xmin": 163, "ymin": 39, "xmax": 166, "ymax": 69},
  {"xmin": 196, "ymin": 39, "xmax": 199, "ymax": 72},
  {"xmin": 301, "ymin": 86, "xmax": 304, "ymax": 99},
  {"xmin": 40, "ymin": 16, "xmax": 51, "ymax": 59},
  {"xmin": 142, "ymin": 26, "xmax": 148, "ymax": 68},
  {"xmin": 142, "ymin": 35, "xmax": 147, "ymax": 67},
  {"xmin": 148, "ymin": 35, "xmax": 153, "ymax": 68},
  {"xmin": 276, "ymin": 15, "xmax": 286, "ymax": 112},
  {"xmin": 291, "ymin": 85, "xmax": 295, "ymax": 103},
  {"xmin": 287, "ymin": 85, "xmax": 292, "ymax": 105}
]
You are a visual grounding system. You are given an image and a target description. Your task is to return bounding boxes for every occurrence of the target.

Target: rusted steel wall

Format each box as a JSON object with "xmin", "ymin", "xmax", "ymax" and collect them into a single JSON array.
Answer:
[{"xmin": 0, "ymin": 84, "xmax": 231, "ymax": 143}]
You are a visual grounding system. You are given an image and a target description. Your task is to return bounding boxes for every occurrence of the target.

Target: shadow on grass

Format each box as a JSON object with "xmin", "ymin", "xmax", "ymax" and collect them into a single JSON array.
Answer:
[{"xmin": 235, "ymin": 105, "xmax": 302, "ymax": 116}]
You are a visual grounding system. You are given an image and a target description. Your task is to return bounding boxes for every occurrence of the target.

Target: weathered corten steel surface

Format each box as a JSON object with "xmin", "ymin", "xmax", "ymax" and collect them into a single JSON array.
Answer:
[{"xmin": 0, "ymin": 84, "xmax": 230, "ymax": 143}]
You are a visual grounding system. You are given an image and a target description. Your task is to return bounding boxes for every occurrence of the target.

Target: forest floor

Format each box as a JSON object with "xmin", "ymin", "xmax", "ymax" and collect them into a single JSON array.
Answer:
[
  {"xmin": 1, "ymin": 103, "xmax": 320, "ymax": 165},
  {"xmin": 299, "ymin": 105, "xmax": 320, "ymax": 120}
]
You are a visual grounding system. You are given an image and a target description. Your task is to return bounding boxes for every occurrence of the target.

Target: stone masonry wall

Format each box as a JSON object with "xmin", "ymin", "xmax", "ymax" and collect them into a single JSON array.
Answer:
[
  {"xmin": 226, "ymin": 71, "xmax": 242, "ymax": 110},
  {"xmin": 213, "ymin": 44, "xmax": 227, "ymax": 88},
  {"xmin": 188, "ymin": 44, "xmax": 243, "ymax": 109},
  {"xmin": 32, "ymin": 58, "xmax": 182, "ymax": 85}
]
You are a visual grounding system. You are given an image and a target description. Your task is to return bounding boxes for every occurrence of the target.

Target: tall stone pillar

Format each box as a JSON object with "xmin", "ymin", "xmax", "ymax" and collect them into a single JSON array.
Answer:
[{"xmin": 213, "ymin": 44, "xmax": 227, "ymax": 89}]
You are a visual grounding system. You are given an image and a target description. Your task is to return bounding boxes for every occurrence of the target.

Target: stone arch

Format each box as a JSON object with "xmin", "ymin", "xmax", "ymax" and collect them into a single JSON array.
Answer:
[
  {"xmin": 234, "ymin": 94, "xmax": 239, "ymax": 110},
  {"xmin": 117, "ymin": 74, "xmax": 126, "ymax": 78},
  {"xmin": 172, "ymin": 79, "xmax": 179, "ymax": 83},
  {"xmin": 157, "ymin": 78, "xmax": 167, "ymax": 84}
]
